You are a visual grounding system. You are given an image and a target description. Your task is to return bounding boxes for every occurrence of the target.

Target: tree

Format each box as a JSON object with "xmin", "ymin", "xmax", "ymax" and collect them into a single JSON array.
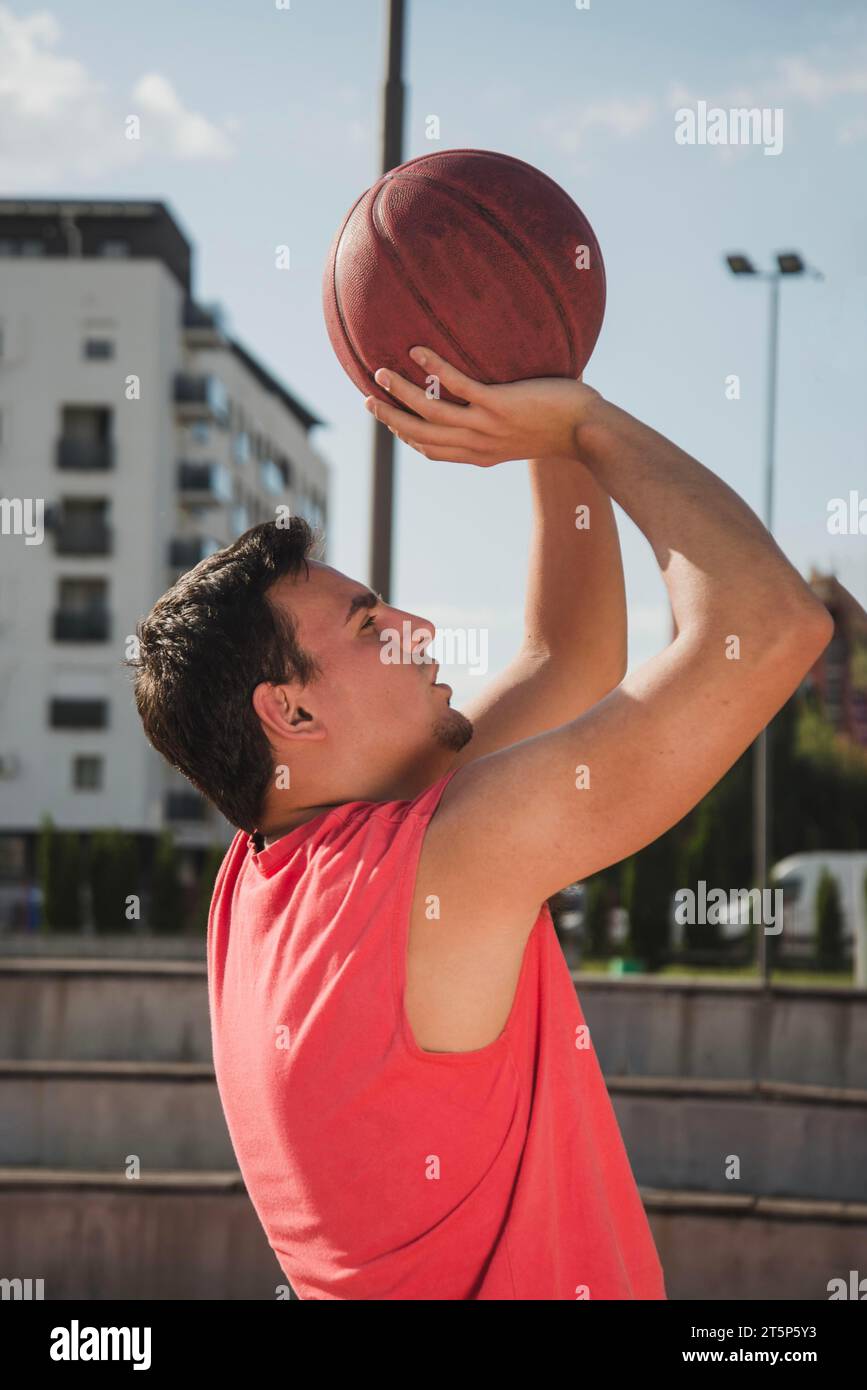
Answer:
[
  {"xmin": 149, "ymin": 830, "xmax": 184, "ymax": 934},
  {"xmin": 36, "ymin": 815, "xmax": 82, "ymax": 931},
  {"xmin": 583, "ymin": 873, "xmax": 610, "ymax": 957},
  {"xmin": 620, "ymin": 831, "xmax": 678, "ymax": 971},
  {"xmin": 89, "ymin": 830, "xmax": 140, "ymax": 933},
  {"xmin": 188, "ymin": 843, "xmax": 227, "ymax": 935},
  {"xmin": 815, "ymin": 866, "xmax": 844, "ymax": 970}
]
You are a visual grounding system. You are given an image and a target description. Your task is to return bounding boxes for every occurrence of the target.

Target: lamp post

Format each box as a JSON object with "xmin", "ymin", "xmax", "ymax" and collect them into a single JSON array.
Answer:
[
  {"xmin": 724, "ymin": 251, "xmax": 823, "ymax": 986},
  {"xmin": 369, "ymin": 0, "xmax": 407, "ymax": 602}
]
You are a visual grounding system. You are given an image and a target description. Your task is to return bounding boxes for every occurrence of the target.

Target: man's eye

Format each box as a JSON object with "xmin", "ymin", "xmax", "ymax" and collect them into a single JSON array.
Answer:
[{"xmin": 361, "ymin": 615, "xmax": 377, "ymax": 632}]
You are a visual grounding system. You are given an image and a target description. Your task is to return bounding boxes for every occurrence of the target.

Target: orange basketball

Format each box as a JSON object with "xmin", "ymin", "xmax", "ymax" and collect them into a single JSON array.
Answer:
[{"xmin": 323, "ymin": 148, "xmax": 606, "ymax": 410}]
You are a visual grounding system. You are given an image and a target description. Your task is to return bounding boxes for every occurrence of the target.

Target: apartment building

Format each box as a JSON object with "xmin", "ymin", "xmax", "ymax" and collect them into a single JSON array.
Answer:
[
  {"xmin": 807, "ymin": 570, "xmax": 867, "ymax": 749},
  {"xmin": 0, "ymin": 199, "xmax": 329, "ymax": 904}
]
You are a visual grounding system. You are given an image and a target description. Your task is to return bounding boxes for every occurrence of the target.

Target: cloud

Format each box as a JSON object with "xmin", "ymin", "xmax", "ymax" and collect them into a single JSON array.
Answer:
[
  {"xmin": 667, "ymin": 47, "xmax": 867, "ymax": 148},
  {"xmin": 538, "ymin": 97, "xmax": 656, "ymax": 154},
  {"xmin": 775, "ymin": 54, "xmax": 867, "ymax": 106},
  {"xmin": 0, "ymin": 4, "xmax": 235, "ymax": 187},
  {"xmin": 838, "ymin": 114, "xmax": 867, "ymax": 144},
  {"xmin": 131, "ymin": 73, "xmax": 234, "ymax": 160}
]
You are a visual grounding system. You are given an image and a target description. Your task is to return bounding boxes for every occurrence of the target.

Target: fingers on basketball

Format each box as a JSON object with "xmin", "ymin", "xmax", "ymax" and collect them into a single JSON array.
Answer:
[{"xmin": 412, "ymin": 348, "xmax": 487, "ymax": 407}]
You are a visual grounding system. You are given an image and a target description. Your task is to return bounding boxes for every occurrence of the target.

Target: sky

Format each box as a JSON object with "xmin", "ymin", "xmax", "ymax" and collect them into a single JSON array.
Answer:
[{"xmin": 2, "ymin": 0, "xmax": 865, "ymax": 704}]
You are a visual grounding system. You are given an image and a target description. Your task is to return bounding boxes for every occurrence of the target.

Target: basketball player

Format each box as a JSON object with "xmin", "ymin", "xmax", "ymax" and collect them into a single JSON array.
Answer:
[{"xmin": 132, "ymin": 348, "xmax": 832, "ymax": 1299}]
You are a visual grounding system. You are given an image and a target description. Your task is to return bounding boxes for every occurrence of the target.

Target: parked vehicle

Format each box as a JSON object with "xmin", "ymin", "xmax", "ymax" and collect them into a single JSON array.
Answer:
[
  {"xmin": 770, "ymin": 851, "xmax": 867, "ymax": 959},
  {"xmin": 548, "ymin": 882, "xmax": 585, "ymax": 934}
]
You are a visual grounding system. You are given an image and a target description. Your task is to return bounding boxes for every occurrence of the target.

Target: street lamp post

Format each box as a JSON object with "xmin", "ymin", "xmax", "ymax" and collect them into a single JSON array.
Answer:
[
  {"xmin": 369, "ymin": 0, "xmax": 407, "ymax": 602},
  {"xmin": 725, "ymin": 251, "xmax": 823, "ymax": 986}
]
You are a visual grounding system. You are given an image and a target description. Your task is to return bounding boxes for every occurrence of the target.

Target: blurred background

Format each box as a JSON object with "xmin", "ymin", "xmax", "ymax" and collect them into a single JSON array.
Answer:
[{"xmin": 0, "ymin": 0, "xmax": 865, "ymax": 1301}]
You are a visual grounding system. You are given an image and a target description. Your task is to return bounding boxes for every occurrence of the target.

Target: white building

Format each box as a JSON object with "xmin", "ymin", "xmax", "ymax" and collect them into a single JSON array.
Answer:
[{"xmin": 0, "ymin": 199, "xmax": 330, "ymax": 909}]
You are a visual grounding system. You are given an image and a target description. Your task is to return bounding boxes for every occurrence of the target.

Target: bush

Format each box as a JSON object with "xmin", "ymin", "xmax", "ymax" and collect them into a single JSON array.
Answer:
[
  {"xmin": 149, "ymin": 830, "xmax": 184, "ymax": 934},
  {"xmin": 815, "ymin": 866, "xmax": 845, "ymax": 969},
  {"xmin": 188, "ymin": 843, "xmax": 227, "ymax": 935},
  {"xmin": 36, "ymin": 815, "xmax": 82, "ymax": 931},
  {"xmin": 583, "ymin": 874, "xmax": 609, "ymax": 956},
  {"xmin": 89, "ymin": 830, "xmax": 140, "ymax": 933},
  {"xmin": 621, "ymin": 833, "xmax": 677, "ymax": 971}
]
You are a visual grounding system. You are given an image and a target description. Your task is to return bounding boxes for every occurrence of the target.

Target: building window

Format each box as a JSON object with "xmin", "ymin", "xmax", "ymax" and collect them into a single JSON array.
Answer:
[
  {"xmin": 50, "ymin": 698, "xmax": 108, "ymax": 730},
  {"xmin": 232, "ymin": 431, "xmax": 251, "ymax": 467},
  {"xmin": 57, "ymin": 405, "xmax": 114, "ymax": 471},
  {"xmin": 20, "ymin": 240, "xmax": 46, "ymax": 257},
  {"xmin": 259, "ymin": 459, "xmax": 285, "ymax": 495},
  {"xmin": 98, "ymin": 240, "xmax": 130, "ymax": 258},
  {"xmin": 73, "ymin": 755, "xmax": 103, "ymax": 791},
  {"xmin": 0, "ymin": 835, "xmax": 27, "ymax": 879},
  {"xmin": 83, "ymin": 338, "xmax": 115, "ymax": 361},
  {"xmin": 53, "ymin": 498, "xmax": 111, "ymax": 556},
  {"xmin": 165, "ymin": 790, "xmax": 207, "ymax": 822},
  {"xmin": 177, "ymin": 460, "xmax": 233, "ymax": 503},
  {"xmin": 54, "ymin": 577, "xmax": 110, "ymax": 643}
]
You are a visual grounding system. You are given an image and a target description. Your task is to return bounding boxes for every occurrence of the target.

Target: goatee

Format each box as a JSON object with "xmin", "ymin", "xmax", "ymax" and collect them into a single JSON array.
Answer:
[{"xmin": 433, "ymin": 708, "xmax": 474, "ymax": 752}]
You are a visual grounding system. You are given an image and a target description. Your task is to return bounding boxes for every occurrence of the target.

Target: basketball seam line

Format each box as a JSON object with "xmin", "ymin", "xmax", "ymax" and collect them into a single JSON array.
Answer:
[{"xmin": 383, "ymin": 170, "xmax": 587, "ymax": 370}]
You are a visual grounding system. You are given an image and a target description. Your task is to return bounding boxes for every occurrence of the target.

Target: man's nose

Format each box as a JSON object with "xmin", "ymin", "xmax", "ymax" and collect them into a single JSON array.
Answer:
[{"xmin": 394, "ymin": 609, "xmax": 435, "ymax": 658}]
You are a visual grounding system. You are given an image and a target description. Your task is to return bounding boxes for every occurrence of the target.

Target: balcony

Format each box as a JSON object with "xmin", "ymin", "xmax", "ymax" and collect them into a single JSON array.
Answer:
[
  {"xmin": 177, "ymin": 461, "xmax": 233, "ymax": 503},
  {"xmin": 56, "ymin": 438, "xmax": 114, "ymax": 471},
  {"xmin": 54, "ymin": 517, "xmax": 112, "ymax": 556},
  {"xmin": 168, "ymin": 536, "xmax": 222, "ymax": 569},
  {"xmin": 165, "ymin": 790, "xmax": 208, "ymax": 822},
  {"xmin": 173, "ymin": 373, "xmax": 229, "ymax": 425},
  {"xmin": 182, "ymin": 299, "xmax": 226, "ymax": 348},
  {"xmin": 52, "ymin": 609, "xmax": 110, "ymax": 643},
  {"xmin": 50, "ymin": 698, "xmax": 108, "ymax": 730}
]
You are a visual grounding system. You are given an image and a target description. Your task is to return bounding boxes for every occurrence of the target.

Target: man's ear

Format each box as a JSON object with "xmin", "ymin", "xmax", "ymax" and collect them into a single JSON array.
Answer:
[{"xmin": 251, "ymin": 682, "xmax": 327, "ymax": 743}]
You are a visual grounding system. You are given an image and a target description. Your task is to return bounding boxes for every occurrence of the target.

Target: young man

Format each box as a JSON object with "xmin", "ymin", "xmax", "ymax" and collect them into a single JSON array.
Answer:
[{"xmin": 132, "ymin": 349, "xmax": 832, "ymax": 1300}]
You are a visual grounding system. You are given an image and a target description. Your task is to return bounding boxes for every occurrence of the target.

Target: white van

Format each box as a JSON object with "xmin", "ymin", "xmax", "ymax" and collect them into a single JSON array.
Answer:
[{"xmin": 771, "ymin": 851, "xmax": 867, "ymax": 981}]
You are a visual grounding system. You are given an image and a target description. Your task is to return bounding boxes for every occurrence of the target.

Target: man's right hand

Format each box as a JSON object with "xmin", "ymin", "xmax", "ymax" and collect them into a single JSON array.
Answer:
[{"xmin": 364, "ymin": 345, "xmax": 601, "ymax": 466}]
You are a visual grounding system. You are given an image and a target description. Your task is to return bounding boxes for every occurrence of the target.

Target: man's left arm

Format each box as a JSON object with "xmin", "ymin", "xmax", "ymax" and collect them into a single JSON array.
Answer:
[{"xmin": 451, "ymin": 454, "xmax": 627, "ymax": 767}]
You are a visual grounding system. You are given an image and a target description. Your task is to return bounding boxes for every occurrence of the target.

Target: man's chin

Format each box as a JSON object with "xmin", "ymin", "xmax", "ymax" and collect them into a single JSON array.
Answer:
[{"xmin": 433, "ymin": 707, "xmax": 474, "ymax": 752}]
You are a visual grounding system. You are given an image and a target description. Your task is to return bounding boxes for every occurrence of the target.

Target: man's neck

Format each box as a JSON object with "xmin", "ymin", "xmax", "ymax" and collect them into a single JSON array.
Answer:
[{"xmin": 254, "ymin": 751, "xmax": 460, "ymax": 849}]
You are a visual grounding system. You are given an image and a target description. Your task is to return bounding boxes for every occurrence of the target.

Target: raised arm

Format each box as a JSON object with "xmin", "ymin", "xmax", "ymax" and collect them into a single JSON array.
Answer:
[
  {"xmin": 366, "ymin": 349, "xmax": 832, "ymax": 920},
  {"xmin": 428, "ymin": 390, "xmax": 832, "ymax": 913},
  {"xmin": 366, "ymin": 361, "xmax": 627, "ymax": 767}
]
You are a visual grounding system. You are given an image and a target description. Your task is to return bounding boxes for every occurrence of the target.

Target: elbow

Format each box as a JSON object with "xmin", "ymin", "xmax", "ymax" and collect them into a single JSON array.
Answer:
[
  {"xmin": 595, "ymin": 653, "xmax": 628, "ymax": 698},
  {"xmin": 610, "ymin": 652, "xmax": 629, "ymax": 690},
  {"xmin": 775, "ymin": 596, "xmax": 834, "ymax": 670}
]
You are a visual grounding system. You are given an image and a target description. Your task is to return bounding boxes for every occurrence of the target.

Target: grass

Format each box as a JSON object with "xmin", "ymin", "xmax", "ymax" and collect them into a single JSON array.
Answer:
[{"xmin": 573, "ymin": 956, "xmax": 856, "ymax": 988}]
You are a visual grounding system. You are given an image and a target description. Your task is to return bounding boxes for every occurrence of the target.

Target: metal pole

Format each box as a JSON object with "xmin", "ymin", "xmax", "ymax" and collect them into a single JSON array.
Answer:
[
  {"xmin": 765, "ymin": 275, "xmax": 780, "ymax": 532},
  {"xmin": 755, "ymin": 275, "xmax": 780, "ymax": 986},
  {"xmin": 369, "ymin": 0, "xmax": 406, "ymax": 601}
]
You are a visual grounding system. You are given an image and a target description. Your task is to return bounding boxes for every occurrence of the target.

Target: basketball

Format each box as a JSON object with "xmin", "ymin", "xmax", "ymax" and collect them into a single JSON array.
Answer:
[{"xmin": 322, "ymin": 148, "xmax": 606, "ymax": 410}]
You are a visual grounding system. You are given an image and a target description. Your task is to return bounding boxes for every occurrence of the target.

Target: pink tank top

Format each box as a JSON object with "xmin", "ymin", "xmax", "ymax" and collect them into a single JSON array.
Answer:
[{"xmin": 207, "ymin": 769, "xmax": 667, "ymax": 1300}]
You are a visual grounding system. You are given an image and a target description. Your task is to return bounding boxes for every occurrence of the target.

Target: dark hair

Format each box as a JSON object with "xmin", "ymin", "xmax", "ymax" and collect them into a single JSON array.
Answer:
[{"xmin": 128, "ymin": 518, "xmax": 319, "ymax": 832}]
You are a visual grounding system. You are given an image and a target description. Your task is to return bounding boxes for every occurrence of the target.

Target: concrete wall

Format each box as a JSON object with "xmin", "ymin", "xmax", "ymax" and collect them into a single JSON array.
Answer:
[{"xmin": 2, "ymin": 960, "xmax": 865, "ymax": 1300}]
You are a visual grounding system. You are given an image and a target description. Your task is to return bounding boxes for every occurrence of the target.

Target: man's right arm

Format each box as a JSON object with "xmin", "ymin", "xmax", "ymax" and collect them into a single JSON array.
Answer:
[{"xmin": 423, "ymin": 392, "xmax": 833, "ymax": 919}]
